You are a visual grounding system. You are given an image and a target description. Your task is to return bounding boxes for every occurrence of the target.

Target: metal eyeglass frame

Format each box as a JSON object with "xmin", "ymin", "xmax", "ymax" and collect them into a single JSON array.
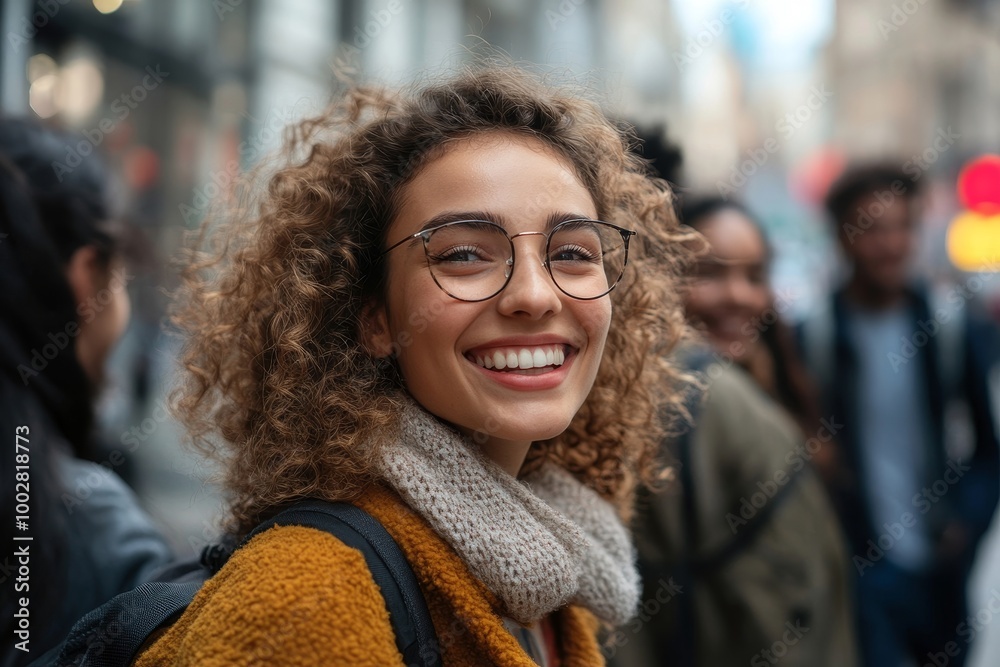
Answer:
[{"xmin": 380, "ymin": 218, "xmax": 637, "ymax": 302}]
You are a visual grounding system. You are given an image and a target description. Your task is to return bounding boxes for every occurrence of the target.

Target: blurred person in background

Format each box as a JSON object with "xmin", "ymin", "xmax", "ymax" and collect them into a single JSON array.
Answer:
[
  {"xmin": 0, "ymin": 119, "xmax": 173, "ymax": 666},
  {"xmin": 613, "ymin": 197, "xmax": 856, "ymax": 667},
  {"xmin": 798, "ymin": 165, "xmax": 1000, "ymax": 667}
]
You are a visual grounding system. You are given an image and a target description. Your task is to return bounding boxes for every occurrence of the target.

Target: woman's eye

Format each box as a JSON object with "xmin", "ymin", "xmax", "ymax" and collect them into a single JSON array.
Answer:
[
  {"xmin": 430, "ymin": 245, "xmax": 488, "ymax": 263},
  {"xmin": 747, "ymin": 267, "xmax": 767, "ymax": 285},
  {"xmin": 693, "ymin": 261, "xmax": 724, "ymax": 279},
  {"xmin": 550, "ymin": 244, "xmax": 600, "ymax": 263}
]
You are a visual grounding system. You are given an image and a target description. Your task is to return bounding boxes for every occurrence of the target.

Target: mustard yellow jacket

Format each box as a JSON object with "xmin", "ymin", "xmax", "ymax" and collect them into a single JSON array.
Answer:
[{"xmin": 135, "ymin": 485, "xmax": 605, "ymax": 666}]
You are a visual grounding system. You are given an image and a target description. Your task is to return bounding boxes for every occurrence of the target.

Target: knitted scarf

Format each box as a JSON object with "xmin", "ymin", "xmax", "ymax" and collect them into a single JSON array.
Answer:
[{"xmin": 376, "ymin": 397, "xmax": 640, "ymax": 627}]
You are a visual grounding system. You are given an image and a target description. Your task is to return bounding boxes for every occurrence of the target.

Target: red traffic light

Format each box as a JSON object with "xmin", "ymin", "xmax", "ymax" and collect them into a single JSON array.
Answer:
[{"xmin": 958, "ymin": 155, "xmax": 1000, "ymax": 214}]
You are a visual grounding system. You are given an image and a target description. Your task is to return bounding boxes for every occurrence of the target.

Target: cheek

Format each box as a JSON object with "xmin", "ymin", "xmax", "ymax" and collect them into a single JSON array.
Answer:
[
  {"xmin": 98, "ymin": 289, "xmax": 130, "ymax": 345},
  {"xmin": 856, "ymin": 235, "xmax": 884, "ymax": 259},
  {"xmin": 578, "ymin": 299, "xmax": 612, "ymax": 349},
  {"xmin": 749, "ymin": 287, "xmax": 771, "ymax": 316},
  {"xmin": 386, "ymin": 282, "xmax": 468, "ymax": 373},
  {"xmin": 684, "ymin": 283, "xmax": 718, "ymax": 318},
  {"xmin": 892, "ymin": 233, "xmax": 916, "ymax": 255},
  {"xmin": 114, "ymin": 290, "xmax": 131, "ymax": 337},
  {"xmin": 382, "ymin": 264, "xmax": 437, "ymax": 353}
]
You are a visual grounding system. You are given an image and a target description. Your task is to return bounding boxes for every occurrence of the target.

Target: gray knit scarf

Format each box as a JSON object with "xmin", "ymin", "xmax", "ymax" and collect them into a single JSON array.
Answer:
[{"xmin": 376, "ymin": 397, "xmax": 640, "ymax": 627}]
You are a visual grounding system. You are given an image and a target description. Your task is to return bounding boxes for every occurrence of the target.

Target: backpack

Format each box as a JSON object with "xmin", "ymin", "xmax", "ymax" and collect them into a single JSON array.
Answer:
[{"xmin": 33, "ymin": 500, "xmax": 441, "ymax": 667}]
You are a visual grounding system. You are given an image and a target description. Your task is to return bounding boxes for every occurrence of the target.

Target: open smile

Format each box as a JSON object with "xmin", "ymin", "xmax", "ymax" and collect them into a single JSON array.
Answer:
[
  {"xmin": 463, "ymin": 342, "xmax": 579, "ymax": 389},
  {"xmin": 465, "ymin": 344, "xmax": 570, "ymax": 371}
]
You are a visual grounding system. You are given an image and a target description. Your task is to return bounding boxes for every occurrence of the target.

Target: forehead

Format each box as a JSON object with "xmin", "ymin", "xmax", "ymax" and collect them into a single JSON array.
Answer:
[
  {"xmin": 696, "ymin": 208, "xmax": 767, "ymax": 265},
  {"xmin": 852, "ymin": 192, "xmax": 914, "ymax": 226},
  {"xmin": 391, "ymin": 132, "xmax": 597, "ymax": 234}
]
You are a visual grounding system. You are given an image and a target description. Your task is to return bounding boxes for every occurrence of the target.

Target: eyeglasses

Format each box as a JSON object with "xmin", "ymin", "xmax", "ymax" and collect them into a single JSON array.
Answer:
[{"xmin": 382, "ymin": 219, "xmax": 637, "ymax": 302}]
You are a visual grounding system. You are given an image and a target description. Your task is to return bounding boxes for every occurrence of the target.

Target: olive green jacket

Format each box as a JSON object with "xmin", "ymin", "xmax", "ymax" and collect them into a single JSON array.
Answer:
[{"xmin": 611, "ymin": 358, "xmax": 858, "ymax": 667}]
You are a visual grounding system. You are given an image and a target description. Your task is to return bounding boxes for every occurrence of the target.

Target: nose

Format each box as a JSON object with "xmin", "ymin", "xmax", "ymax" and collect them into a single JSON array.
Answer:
[
  {"xmin": 882, "ymin": 225, "xmax": 914, "ymax": 258},
  {"xmin": 495, "ymin": 237, "xmax": 563, "ymax": 320},
  {"xmin": 720, "ymin": 274, "xmax": 759, "ymax": 310}
]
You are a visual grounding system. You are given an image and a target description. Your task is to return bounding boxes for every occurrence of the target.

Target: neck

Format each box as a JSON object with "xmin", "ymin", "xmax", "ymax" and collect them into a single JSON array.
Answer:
[
  {"xmin": 738, "ymin": 342, "xmax": 776, "ymax": 397},
  {"xmin": 476, "ymin": 436, "xmax": 533, "ymax": 477},
  {"xmin": 844, "ymin": 274, "xmax": 906, "ymax": 311}
]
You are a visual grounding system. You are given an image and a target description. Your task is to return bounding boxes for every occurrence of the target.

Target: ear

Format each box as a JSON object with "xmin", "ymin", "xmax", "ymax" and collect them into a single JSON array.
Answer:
[
  {"xmin": 359, "ymin": 299, "xmax": 394, "ymax": 358},
  {"xmin": 65, "ymin": 245, "xmax": 101, "ymax": 306}
]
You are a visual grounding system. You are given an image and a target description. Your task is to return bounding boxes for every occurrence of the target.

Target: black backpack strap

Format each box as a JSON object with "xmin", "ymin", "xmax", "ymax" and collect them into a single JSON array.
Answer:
[
  {"xmin": 674, "ymin": 348, "xmax": 810, "ymax": 575},
  {"xmin": 670, "ymin": 347, "xmax": 715, "ymax": 667},
  {"xmin": 661, "ymin": 347, "xmax": 807, "ymax": 665},
  {"xmin": 44, "ymin": 580, "xmax": 203, "ymax": 666},
  {"xmin": 692, "ymin": 466, "xmax": 806, "ymax": 574},
  {"xmin": 245, "ymin": 500, "xmax": 441, "ymax": 667},
  {"xmin": 44, "ymin": 501, "xmax": 440, "ymax": 667}
]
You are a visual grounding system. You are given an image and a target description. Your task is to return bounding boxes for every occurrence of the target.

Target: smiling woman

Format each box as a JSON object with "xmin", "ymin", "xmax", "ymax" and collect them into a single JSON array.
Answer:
[
  {"xmin": 367, "ymin": 133, "xmax": 623, "ymax": 474},
  {"xmin": 143, "ymin": 65, "xmax": 692, "ymax": 666}
]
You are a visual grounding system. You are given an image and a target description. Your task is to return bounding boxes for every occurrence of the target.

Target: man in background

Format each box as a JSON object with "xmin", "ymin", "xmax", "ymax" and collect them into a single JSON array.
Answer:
[{"xmin": 799, "ymin": 164, "xmax": 999, "ymax": 667}]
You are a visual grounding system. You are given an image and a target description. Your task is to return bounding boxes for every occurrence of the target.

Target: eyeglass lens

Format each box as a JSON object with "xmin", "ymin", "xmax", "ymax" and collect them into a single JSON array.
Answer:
[{"xmin": 422, "ymin": 220, "xmax": 627, "ymax": 301}]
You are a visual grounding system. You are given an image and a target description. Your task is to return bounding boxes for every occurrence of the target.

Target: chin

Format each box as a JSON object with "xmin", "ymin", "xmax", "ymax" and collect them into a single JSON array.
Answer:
[
  {"xmin": 707, "ymin": 335, "xmax": 750, "ymax": 362},
  {"xmin": 880, "ymin": 279, "xmax": 909, "ymax": 294},
  {"xmin": 476, "ymin": 410, "xmax": 576, "ymax": 444}
]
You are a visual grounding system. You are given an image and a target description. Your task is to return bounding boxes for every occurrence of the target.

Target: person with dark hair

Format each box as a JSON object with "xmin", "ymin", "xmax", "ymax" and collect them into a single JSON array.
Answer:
[
  {"xmin": 615, "ymin": 196, "xmax": 857, "ymax": 667},
  {"xmin": 632, "ymin": 125, "xmax": 684, "ymax": 187},
  {"xmin": 679, "ymin": 199, "xmax": 829, "ymax": 454},
  {"xmin": 799, "ymin": 164, "xmax": 1000, "ymax": 666},
  {"xmin": 130, "ymin": 65, "xmax": 693, "ymax": 665},
  {"xmin": 0, "ymin": 119, "xmax": 172, "ymax": 666}
]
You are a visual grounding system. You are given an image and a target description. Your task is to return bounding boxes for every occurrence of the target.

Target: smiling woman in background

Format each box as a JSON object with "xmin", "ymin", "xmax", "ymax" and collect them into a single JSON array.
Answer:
[
  {"xmin": 135, "ymin": 66, "xmax": 692, "ymax": 666},
  {"xmin": 616, "ymin": 197, "xmax": 857, "ymax": 667}
]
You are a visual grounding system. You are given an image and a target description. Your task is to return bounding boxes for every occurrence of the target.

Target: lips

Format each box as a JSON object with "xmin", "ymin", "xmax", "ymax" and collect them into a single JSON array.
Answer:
[{"xmin": 466, "ymin": 345, "xmax": 568, "ymax": 370}]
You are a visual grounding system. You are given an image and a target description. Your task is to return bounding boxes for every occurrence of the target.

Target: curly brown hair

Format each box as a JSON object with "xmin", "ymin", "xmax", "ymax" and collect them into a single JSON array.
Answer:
[{"xmin": 172, "ymin": 65, "xmax": 692, "ymax": 538}]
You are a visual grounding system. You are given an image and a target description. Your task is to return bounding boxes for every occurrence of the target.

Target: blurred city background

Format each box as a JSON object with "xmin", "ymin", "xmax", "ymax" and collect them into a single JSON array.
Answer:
[{"xmin": 2, "ymin": 0, "xmax": 999, "ymax": 662}]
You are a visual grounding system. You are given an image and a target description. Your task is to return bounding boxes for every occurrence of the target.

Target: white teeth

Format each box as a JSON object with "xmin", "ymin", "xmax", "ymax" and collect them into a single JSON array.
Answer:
[{"xmin": 470, "ymin": 345, "xmax": 569, "ymax": 370}]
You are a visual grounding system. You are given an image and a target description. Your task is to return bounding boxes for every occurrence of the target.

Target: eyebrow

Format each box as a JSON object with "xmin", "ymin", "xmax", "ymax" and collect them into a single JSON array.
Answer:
[
  {"xmin": 415, "ymin": 211, "xmax": 510, "ymax": 234},
  {"xmin": 415, "ymin": 210, "xmax": 597, "ymax": 235},
  {"xmin": 697, "ymin": 255, "xmax": 768, "ymax": 268}
]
